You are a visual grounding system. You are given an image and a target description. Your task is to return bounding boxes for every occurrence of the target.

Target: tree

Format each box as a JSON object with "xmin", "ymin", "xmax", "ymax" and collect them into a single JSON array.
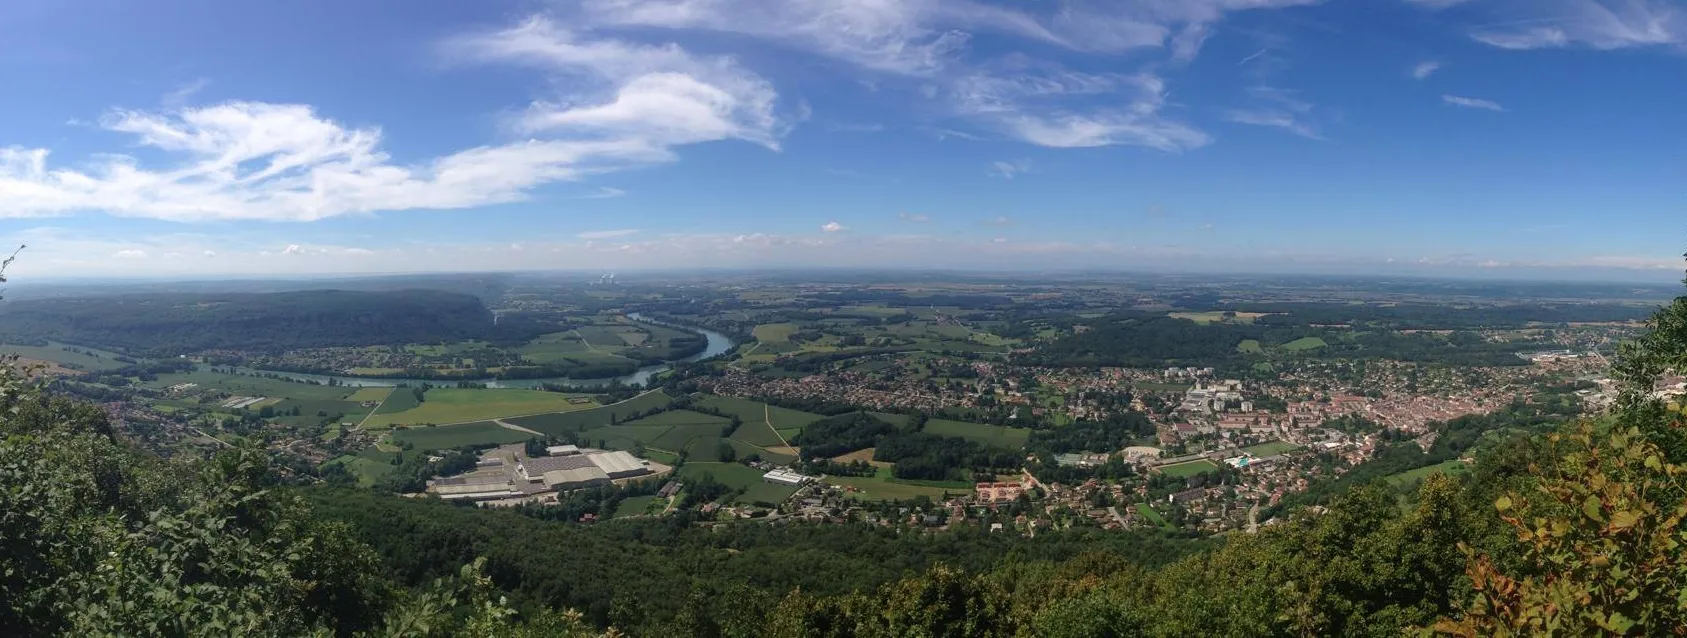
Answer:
[{"xmin": 717, "ymin": 441, "xmax": 738, "ymax": 463}]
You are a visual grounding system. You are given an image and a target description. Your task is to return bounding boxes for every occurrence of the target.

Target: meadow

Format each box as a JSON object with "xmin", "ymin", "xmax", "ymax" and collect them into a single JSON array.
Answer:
[
  {"xmin": 924, "ymin": 419, "xmax": 1031, "ymax": 449},
  {"xmin": 506, "ymin": 390, "xmax": 675, "ymax": 437},
  {"xmin": 1283, "ymin": 337, "xmax": 1330, "ymax": 352},
  {"xmin": 825, "ymin": 472, "xmax": 957, "ymax": 501},
  {"xmin": 346, "ymin": 387, "xmax": 393, "ymax": 403},
  {"xmin": 751, "ymin": 323, "xmax": 799, "ymax": 343},
  {"xmin": 676, "ymin": 462, "xmax": 799, "ymax": 506},
  {"xmin": 363, "ymin": 388, "xmax": 596, "ymax": 428},
  {"xmin": 390, "ymin": 421, "xmax": 533, "ymax": 451},
  {"xmin": 612, "ymin": 495, "xmax": 661, "ymax": 519},
  {"xmin": 144, "ymin": 368, "xmax": 354, "ymax": 400},
  {"xmin": 1157, "ymin": 459, "xmax": 1223, "ymax": 478}
]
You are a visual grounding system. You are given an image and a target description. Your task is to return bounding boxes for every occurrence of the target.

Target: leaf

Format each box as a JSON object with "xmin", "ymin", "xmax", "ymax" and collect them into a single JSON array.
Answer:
[
  {"xmin": 1646, "ymin": 455, "xmax": 1662, "ymax": 471},
  {"xmin": 1610, "ymin": 510, "xmax": 1641, "ymax": 530},
  {"xmin": 1583, "ymin": 495, "xmax": 1604, "ymax": 522},
  {"xmin": 1495, "ymin": 496, "xmax": 1512, "ymax": 512}
]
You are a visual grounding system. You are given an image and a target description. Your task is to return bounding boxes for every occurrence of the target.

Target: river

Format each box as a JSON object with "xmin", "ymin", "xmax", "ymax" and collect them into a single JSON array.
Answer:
[{"xmin": 223, "ymin": 313, "xmax": 736, "ymax": 389}]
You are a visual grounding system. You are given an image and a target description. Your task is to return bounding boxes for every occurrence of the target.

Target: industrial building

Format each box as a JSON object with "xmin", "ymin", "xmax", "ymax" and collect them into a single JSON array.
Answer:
[
  {"xmin": 428, "ymin": 446, "xmax": 659, "ymax": 503},
  {"xmin": 762, "ymin": 469, "xmax": 814, "ymax": 487}
]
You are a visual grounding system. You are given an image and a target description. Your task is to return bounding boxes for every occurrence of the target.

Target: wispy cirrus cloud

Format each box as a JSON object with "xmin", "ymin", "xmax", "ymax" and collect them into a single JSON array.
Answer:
[
  {"xmin": 1442, "ymin": 94, "xmax": 1506, "ymax": 111},
  {"xmin": 987, "ymin": 159, "xmax": 1031, "ymax": 179},
  {"xmin": 1458, "ymin": 0, "xmax": 1684, "ymax": 50},
  {"xmin": 1412, "ymin": 60, "xmax": 1441, "ymax": 79}
]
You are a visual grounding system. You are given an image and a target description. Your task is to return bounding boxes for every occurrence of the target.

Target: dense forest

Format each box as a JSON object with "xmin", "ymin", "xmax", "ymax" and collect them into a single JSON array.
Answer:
[{"xmin": 0, "ymin": 289, "xmax": 548, "ymax": 356}]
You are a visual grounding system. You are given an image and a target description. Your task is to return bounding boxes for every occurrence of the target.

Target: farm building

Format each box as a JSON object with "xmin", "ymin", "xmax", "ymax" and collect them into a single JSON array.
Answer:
[{"xmin": 546, "ymin": 444, "xmax": 581, "ymax": 456}]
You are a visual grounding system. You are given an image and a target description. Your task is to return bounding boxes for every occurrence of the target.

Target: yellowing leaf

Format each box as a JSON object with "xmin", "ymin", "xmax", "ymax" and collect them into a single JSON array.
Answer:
[
  {"xmin": 1610, "ymin": 510, "xmax": 1640, "ymax": 530},
  {"xmin": 1495, "ymin": 496, "xmax": 1512, "ymax": 512}
]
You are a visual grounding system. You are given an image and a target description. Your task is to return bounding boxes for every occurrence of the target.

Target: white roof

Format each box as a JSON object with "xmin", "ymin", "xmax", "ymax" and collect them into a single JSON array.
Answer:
[
  {"xmin": 547, "ymin": 445, "xmax": 581, "ymax": 455},
  {"xmin": 589, "ymin": 451, "xmax": 647, "ymax": 475},
  {"xmin": 543, "ymin": 466, "xmax": 609, "ymax": 487}
]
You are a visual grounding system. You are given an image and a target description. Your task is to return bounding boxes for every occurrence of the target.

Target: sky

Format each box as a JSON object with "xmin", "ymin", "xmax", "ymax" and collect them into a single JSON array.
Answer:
[{"xmin": 0, "ymin": 0, "xmax": 1684, "ymax": 282}]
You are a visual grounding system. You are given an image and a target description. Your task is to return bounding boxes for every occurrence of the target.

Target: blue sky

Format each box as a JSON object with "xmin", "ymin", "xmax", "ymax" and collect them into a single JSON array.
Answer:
[{"xmin": 1, "ymin": 0, "xmax": 1684, "ymax": 281}]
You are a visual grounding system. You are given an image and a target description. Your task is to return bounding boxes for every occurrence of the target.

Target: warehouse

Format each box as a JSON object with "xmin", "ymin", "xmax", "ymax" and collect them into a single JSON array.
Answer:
[
  {"xmin": 542, "ymin": 466, "xmax": 610, "ymax": 491},
  {"xmin": 762, "ymin": 469, "xmax": 813, "ymax": 487},
  {"xmin": 589, "ymin": 450, "xmax": 653, "ymax": 479}
]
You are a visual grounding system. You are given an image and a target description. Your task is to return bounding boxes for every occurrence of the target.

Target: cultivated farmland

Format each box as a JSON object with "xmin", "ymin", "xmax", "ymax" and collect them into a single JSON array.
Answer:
[{"xmin": 363, "ymin": 388, "xmax": 595, "ymax": 428}]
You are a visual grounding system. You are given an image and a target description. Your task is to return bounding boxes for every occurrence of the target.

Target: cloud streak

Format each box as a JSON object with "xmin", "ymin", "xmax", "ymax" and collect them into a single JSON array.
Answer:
[
  {"xmin": 1442, "ymin": 94, "xmax": 1506, "ymax": 111},
  {"xmin": 1412, "ymin": 61, "xmax": 1441, "ymax": 79}
]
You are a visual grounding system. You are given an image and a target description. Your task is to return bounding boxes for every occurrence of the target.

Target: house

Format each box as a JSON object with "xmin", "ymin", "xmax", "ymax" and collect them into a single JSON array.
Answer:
[{"xmin": 975, "ymin": 482, "xmax": 1024, "ymax": 503}]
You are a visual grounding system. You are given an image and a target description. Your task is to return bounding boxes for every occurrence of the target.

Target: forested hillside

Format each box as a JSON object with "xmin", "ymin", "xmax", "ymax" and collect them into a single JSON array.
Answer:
[{"xmin": 0, "ymin": 289, "xmax": 542, "ymax": 355}]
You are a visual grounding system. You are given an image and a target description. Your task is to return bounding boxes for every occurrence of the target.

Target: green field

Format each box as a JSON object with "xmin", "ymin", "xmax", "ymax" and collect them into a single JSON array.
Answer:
[
  {"xmin": 516, "ymin": 332, "xmax": 597, "ymax": 364},
  {"xmin": 696, "ymin": 395, "xmax": 823, "ymax": 430},
  {"xmin": 1383, "ymin": 460, "xmax": 1469, "ymax": 487},
  {"xmin": 620, "ymin": 409, "xmax": 732, "ymax": 428},
  {"xmin": 391, "ymin": 421, "xmax": 533, "ymax": 451},
  {"xmin": 323, "ymin": 455, "xmax": 396, "ymax": 488},
  {"xmin": 271, "ymin": 398, "xmax": 367, "ymax": 428},
  {"xmin": 826, "ymin": 474, "xmax": 957, "ymax": 501},
  {"xmin": 145, "ymin": 368, "xmax": 354, "ymax": 402},
  {"xmin": 676, "ymin": 462, "xmax": 799, "ymax": 506},
  {"xmin": 0, "ymin": 343, "xmax": 128, "ymax": 371},
  {"xmin": 1158, "ymin": 459, "xmax": 1222, "ymax": 478},
  {"xmin": 924, "ymin": 419, "xmax": 1031, "ymax": 449},
  {"xmin": 1243, "ymin": 441, "xmax": 1301, "ymax": 457},
  {"xmin": 1237, "ymin": 339, "xmax": 1263, "ymax": 354},
  {"xmin": 1135, "ymin": 502, "xmax": 1167, "ymax": 525},
  {"xmin": 1283, "ymin": 337, "xmax": 1329, "ymax": 352},
  {"xmin": 347, "ymin": 387, "xmax": 393, "ymax": 403},
  {"xmin": 752, "ymin": 323, "xmax": 799, "ymax": 343},
  {"xmin": 507, "ymin": 391, "xmax": 674, "ymax": 437},
  {"xmin": 613, "ymin": 495, "xmax": 660, "ymax": 519},
  {"xmin": 363, "ymin": 388, "xmax": 595, "ymax": 428},
  {"xmin": 374, "ymin": 387, "xmax": 423, "ymax": 414}
]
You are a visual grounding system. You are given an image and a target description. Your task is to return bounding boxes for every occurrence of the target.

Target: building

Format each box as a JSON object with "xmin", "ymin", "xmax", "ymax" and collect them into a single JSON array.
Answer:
[
  {"xmin": 589, "ymin": 451, "xmax": 652, "ymax": 479},
  {"xmin": 975, "ymin": 482, "xmax": 1024, "ymax": 503},
  {"xmin": 546, "ymin": 444, "xmax": 581, "ymax": 457},
  {"xmin": 763, "ymin": 469, "xmax": 813, "ymax": 486}
]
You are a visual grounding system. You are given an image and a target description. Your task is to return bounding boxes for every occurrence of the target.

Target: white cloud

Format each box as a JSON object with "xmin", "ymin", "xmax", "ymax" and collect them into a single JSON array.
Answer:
[
  {"xmin": 1403, "ymin": 0, "xmax": 1473, "ymax": 8},
  {"xmin": 282, "ymin": 244, "xmax": 305, "ymax": 255},
  {"xmin": 1412, "ymin": 60, "xmax": 1441, "ymax": 80},
  {"xmin": 1442, "ymin": 94, "xmax": 1505, "ymax": 111},
  {"xmin": 450, "ymin": 17, "xmax": 785, "ymax": 149},
  {"xmin": 113, "ymin": 249, "xmax": 147, "ymax": 259},
  {"xmin": 577, "ymin": 229, "xmax": 642, "ymax": 240},
  {"xmin": 1466, "ymin": 0, "xmax": 1684, "ymax": 50},
  {"xmin": 202, "ymin": 250, "xmax": 216, "ymax": 257},
  {"xmin": 986, "ymin": 215, "xmax": 1014, "ymax": 226},
  {"xmin": 0, "ymin": 17, "xmax": 786, "ymax": 223},
  {"xmin": 1225, "ymin": 86, "xmax": 1323, "ymax": 139},
  {"xmin": 566, "ymin": 0, "xmax": 1322, "ymax": 151},
  {"xmin": 899, "ymin": 212, "xmax": 931, "ymax": 222},
  {"xmin": 821, "ymin": 221, "xmax": 847, "ymax": 232},
  {"xmin": 1224, "ymin": 109, "xmax": 1322, "ymax": 139},
  {"xmin": 578, "ymin": 187, "xmax": 628, "ymax": 199},
  {"xmin": 161, "ymin": 78, "xmax": 210, "ymax": 107},
  {"xmin": 952, "ymin": 71, "xmax": 1210, "ymax": 151},
  {"xmin": 987, "ymin": 159, "xmax": 1031, "ymax": 179}
]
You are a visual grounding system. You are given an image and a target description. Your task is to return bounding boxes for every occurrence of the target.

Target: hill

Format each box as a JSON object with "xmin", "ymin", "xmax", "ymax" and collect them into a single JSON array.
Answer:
[{"xmin": 0, "ymin": 289, "xmax": 540, "ymax": 355}]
